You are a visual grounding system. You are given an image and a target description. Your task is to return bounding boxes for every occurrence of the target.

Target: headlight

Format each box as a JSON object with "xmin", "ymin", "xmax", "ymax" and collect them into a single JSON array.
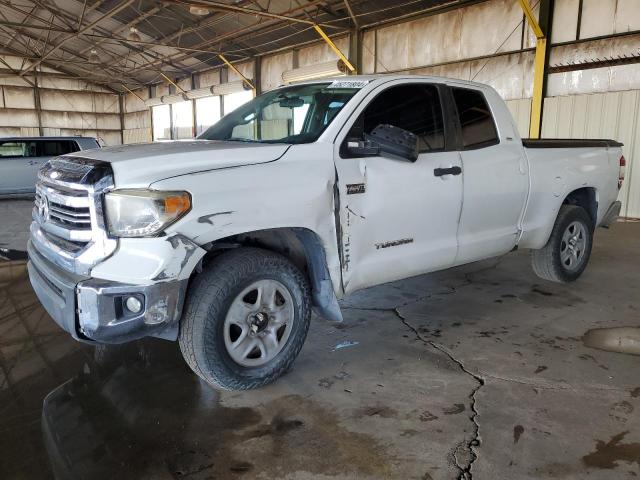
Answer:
[{"xmin": 105, "ymin": 189, "xmax": 191, "ymax": 237}]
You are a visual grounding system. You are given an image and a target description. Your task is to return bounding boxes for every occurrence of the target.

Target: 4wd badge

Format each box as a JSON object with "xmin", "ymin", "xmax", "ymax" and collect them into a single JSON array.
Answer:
[{"xmin": 346, "ymin": 183, "xmax": 365, "ymax": 195}]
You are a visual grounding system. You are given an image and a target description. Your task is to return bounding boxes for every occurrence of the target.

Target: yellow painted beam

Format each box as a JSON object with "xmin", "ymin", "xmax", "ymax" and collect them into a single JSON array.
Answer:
[
  {"xmin": 529, "ymin": 37, "xmax": 547, "ymax": 139},
  {"xmin": 160, "ymin": 72, "xmax": 188, "ymax": 94},
  {"xmin": 218, "ymin": 54, "xmax": 256, "ymax": 91},
  {"xmin": 121, "ymin": 84, "xmax": 145, "ymax": 103},
  {"xmin": 313, "ymin": 24, "xmax": 356, "ymax": 73},
  {"xmin": 518, "ymin": 0, "xmax": 544, "ymax": 39},
  {"xmin": 519, "ymin": 0, "xmax": 546, "ymax": 138}
]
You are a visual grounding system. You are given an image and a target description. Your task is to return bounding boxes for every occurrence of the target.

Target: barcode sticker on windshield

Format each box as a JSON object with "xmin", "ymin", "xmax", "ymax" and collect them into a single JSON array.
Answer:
[{"xmin": 328, "ymin": 80, "xmax": 369, "ymax": 89}]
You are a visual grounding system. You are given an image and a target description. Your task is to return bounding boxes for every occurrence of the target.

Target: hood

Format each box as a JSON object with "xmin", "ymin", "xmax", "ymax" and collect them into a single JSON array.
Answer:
[{"xmin": 66, "ymin": 140, "xmax": 290, "ymax": 187}]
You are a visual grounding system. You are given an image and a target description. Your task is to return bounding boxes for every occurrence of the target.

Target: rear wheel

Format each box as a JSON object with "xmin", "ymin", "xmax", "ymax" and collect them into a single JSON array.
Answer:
[
  {"xmin": 531, "ymin": 205, "xmax": 594, "ymax": 283},
  {"xmin": 179, "ymin": 248, "xmax": 311, "ymax": 390}
]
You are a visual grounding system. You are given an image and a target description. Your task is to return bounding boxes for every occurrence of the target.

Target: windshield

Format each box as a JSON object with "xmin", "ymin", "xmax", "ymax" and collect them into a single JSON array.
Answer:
[{"xmin": 198, "ymin": 82, "xmax": 359, "ymax": 144}]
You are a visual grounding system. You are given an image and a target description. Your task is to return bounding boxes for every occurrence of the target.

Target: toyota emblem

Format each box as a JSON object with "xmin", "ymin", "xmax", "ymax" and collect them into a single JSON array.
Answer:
[{"xmin": 39, "ymin": 195, "xmax": 50, "ymax": 222}]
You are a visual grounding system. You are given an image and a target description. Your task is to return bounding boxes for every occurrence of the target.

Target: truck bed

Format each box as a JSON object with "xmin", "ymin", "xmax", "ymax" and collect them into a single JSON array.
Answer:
[{"xmin": 519, "ymin": 139, "xmax": 622, "ymax": 250}]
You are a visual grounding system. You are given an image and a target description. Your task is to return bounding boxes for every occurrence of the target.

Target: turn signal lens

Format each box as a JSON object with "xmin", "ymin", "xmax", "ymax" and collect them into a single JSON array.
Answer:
[{"xmin": 164, "ymin": 194, "xmax": 191, "ymax": 215}]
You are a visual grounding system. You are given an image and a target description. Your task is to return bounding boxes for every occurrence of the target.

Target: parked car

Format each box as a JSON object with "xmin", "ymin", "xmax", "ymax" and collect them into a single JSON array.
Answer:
[
  {"xmin": 27, "ymin": 75, "xmax": 624, "ymax": 390},
  {"xmin": 0, "ymin": 136, "xmax": 100, "ymax": 196}
]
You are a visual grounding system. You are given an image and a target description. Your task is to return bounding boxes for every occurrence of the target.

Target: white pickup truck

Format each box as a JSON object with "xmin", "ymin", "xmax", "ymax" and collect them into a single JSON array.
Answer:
[{"xmin": 27, "ymin": 75, "xmax": 624, "ymax": 390}]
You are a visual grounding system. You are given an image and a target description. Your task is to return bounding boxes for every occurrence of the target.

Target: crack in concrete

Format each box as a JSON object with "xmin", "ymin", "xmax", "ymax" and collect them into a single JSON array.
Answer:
[
  {"xmin": 394, "ymin": 308, "xmax": 484, "ymax": 480},
  {"xmin": 342, "ymin": 303, "xmax": 486, "ymax": 478},
  {"xmin": 338, "ymin": 259, "xmax": 505, "ymax": 478},
  {"xmin": 479, "ymin": 372, "xmax": 631, "ymax": 393}
]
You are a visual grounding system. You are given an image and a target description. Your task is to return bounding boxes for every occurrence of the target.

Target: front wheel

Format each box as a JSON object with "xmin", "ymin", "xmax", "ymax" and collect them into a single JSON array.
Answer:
[
  {"xmin": 531, "ymin": 205, "xmax": 594, "ymax": 283},
  {"xmin": 179, "ymin": 248, "xmax": 311, "ymax": 390}
]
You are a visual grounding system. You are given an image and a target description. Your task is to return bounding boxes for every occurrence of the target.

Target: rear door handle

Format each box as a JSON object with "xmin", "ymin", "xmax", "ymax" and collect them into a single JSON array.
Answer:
[{"xmin": 434, "ymin": 166, "xmax": 462, "ymax": 177}]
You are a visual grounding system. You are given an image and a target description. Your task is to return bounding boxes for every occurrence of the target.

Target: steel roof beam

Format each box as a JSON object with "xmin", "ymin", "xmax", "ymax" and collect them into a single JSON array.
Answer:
[
  {"xmin": 0, "ymin": 0, "xmax": 193, "ymax": 80},
  {"xmin": 0, "ymin": 18, "xmax": 144, "ymax": 85},
  {"xmin": 164, "ymin": 0, "xmax": 340, "ymax": 27},
  {"xmin": 20, "ymin": 0, "xmax": 136, "ymax": 76},
  {"xmin": 127, "ymin": 0, "xmax": 332, "ymax": 75}
]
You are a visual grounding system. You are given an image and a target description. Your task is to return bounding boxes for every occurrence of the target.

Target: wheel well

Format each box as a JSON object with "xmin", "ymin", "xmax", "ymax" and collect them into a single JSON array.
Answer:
[
  {"xmin": 203, "ymin": 228, "xmax": 308, "ymax": 271},
  {"xmin": 563, "ymin": 187, "xmax": 597, "ymax": 224},
  {"xmin": 200, "ymin": 227, "xmax": 343, "ymax": 322}
]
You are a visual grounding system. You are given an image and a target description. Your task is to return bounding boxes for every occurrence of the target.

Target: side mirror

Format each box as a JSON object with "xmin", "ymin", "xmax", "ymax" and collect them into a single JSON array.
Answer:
[
  {"xmin": 345, "ymin": 124, "xmax": 419, "ymax": 162},
  {"xmin": 369, "ymin": 124, "xmax": 419, "ymax": 162}
]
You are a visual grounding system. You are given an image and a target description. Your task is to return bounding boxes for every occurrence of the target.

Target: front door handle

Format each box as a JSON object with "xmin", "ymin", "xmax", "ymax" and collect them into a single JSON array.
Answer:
[{"xmin": 434, "ymin": 166, "xmax": 462, "ymax": 177}]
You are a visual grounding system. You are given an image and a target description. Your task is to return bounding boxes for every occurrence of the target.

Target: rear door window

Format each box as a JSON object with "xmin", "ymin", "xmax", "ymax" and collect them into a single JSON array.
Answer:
[
  {"xmin": 0, "ymin": 141, "xmax": 37, "ymax": 157},
  {"xmin": 38, "ymin": 140, "xmax": 78, "ymax": 156},
  {"xmin": 451, "ymin": 88, "xmax": 499, "ymax": 149},
  {"xmin": 0, "ymin": 140, "xmax": 79, "ymax": 158}
]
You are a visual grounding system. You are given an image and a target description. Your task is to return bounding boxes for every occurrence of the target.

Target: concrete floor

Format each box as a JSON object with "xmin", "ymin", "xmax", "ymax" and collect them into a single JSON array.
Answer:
[
  {"xmin": 0, "ymin": 199, "xmax": 33, "ymax": 254},
  {"xmin": 0, "ymin": 216, "xmax": 639, "ymax": 479}
]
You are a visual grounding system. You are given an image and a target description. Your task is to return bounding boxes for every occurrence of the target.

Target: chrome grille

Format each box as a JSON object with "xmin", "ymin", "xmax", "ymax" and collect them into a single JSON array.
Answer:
[
  {"xmin": 41, "ymin": 229, "xmax": 87, "ymax": 254},
  {"xmin": 30, "ymin": 156, "xmax": 117, "ymax": 276},
  {"xmin": 35, "ymin": 184, "xmax": 92, "ymax": 233}
]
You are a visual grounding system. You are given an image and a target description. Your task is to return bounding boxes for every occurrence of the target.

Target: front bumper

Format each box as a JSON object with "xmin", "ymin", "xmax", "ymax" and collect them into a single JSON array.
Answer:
[
  {"xmin": 75, "ymin": 277, "xmax": 187, "ymax": 342},
  {"xmin": 28, "ymin": 235, "xmax": 204, "ymax": 344},
  {"xmin": 28, "ymin": 241, "xmax": 84, "ymax": 340}
]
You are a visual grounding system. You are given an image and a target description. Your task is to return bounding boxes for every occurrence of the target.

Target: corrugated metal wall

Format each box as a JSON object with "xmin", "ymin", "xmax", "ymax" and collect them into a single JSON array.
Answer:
[
  {"xmin": 542, "ymin": 91, "xmax": 640, "ymax": 218},
  {"xmin": 0, "ymin": 55, "xmax": 123, "ymax": 146},
  {"xmin": 506, "ymin": 98, "xmax": 533, "ymax": 138},
  {"xmin": 123, "ymin": 88, "xmax": 152, "ymax": 145},
  {"xmin": 361, "ymin": 0, "xmax": 537, "ymax": 100}
]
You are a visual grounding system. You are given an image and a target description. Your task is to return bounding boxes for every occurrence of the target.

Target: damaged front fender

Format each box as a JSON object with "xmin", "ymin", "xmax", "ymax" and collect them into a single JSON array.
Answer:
[
  {"xmin": 90, "ymin": 234, "xmax": 206, "ymax": 285},
  {"xmin": 76, "ymin": 234, "xmax": 206, "ymax": 343}
]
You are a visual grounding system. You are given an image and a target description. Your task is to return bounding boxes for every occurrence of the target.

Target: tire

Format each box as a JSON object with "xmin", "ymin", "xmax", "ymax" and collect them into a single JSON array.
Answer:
[
  {"xmin": 531, "ymin": 204, "xmax": 594, "ymax": 283},
  {"xmin": 178, "ymin": 248, "xmax": 311, "ymax": 390}
]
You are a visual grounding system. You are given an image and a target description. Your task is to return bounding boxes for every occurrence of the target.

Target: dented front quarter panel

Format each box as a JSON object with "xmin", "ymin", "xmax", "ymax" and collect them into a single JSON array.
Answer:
[
  {"xmin": 90, "ymin": 234, "xmax": 206, "ymax": 285},
  {"xmin": 150, "ymin": 142, "xmax": 344, "ymax": 296}
]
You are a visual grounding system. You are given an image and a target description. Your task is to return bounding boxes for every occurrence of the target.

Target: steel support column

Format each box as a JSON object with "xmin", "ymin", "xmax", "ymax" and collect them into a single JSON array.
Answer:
[
  {"xmin": 33, "ymin": 74, "xmax": 43, "ymax": 136},
  {"xmin": 254, "ymin": 57, "xmax": 262, "ymax": 96},
  {"xmin": 118, "ymin": 93, "xmax": 125, "ymax": 145},
  {"xmin": 519, "ymin": 0, "xmax": 553, "ymax": 139},
  {"xmin": 530, "ymin": 37, "xmax": 547, "ymax": 138},
  {"xmin": 349, "ymin": 28, "xmax": 362, "ymax": 74}
]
